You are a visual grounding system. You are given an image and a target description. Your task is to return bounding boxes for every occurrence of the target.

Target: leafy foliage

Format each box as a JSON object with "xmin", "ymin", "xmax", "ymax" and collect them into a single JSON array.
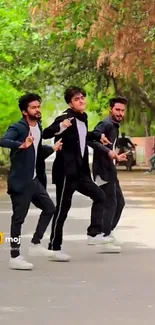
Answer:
[
  {"xmin": 1, "ymin": 0, "xmax": 155, "ymax": 162},
  {"xmin": 33, "ymin": 0, "xmax": 155, "ymax": 82},
  {"xmin": 0, "ymin": 79, "xmax": 21, "ymax": 136}
]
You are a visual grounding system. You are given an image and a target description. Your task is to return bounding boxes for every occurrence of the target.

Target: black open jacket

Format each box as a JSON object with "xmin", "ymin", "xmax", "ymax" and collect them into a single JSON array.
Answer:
[
  {"xmin": 0, "ymin": 118, "xmax": 54, "ymax": 193},
  {"xmin": 43, "ymin": 108, "xmax": 102, "ymax": 183},
  {"xmin": 90, "ymin": 117, "xmax": 120, "ymax": 182}
]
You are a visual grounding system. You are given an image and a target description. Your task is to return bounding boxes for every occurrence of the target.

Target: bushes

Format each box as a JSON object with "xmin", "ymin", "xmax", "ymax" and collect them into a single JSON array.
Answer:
[
  {"xmin": 0, "ymin": 148, "xmax": 10, "ymax": 167},
  {"xmin": 0, "ymin": 79, "xmax": 21, "ymax": 137},
  {"xmin": 0, "ymin": 79, "xmax": 21, "ymax": 166}
]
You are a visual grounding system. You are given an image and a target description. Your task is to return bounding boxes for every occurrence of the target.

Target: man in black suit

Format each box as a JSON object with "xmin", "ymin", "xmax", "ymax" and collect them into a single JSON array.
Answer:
[
  {"xmin": 43, "ymin": 86, "xmax": 113, "ymax": 262},
  {"xmin": 90, "ymin": 97, "xmax": 127, "ymax": 253},
  {"xmin": 0, "ymin": 93, "xmax": 62, "ymax": 270}
]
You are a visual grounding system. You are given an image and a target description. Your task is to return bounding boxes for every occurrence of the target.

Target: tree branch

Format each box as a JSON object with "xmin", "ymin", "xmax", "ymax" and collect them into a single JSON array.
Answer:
[{"xmin": 131, "ymin": 83, "xmax": 155, "ymax": 112}]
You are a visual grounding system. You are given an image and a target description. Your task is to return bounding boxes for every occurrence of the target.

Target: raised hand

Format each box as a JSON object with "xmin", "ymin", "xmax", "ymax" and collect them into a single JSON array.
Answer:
[
  {"xmin": 62, "ymin": 118, "xmax": 73, "ymax": 128},
  {"xmin": 19, "ymin": 135, "xmax": 34, "ymax": 149},
  {"xmin": 52, "ymin": 139, "xmax": 63, "ymax": 151}
]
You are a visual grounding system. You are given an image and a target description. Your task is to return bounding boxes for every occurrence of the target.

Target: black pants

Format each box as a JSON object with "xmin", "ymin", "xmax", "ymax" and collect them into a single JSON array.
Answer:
[
  {"xmin": 49, "ymin": 174, "xmax": 105, "ymax": 251},
  {"xmin": 10, "ymin": 178, "xmax": 55, "ymax": 258},
  {"xmin": 100, "ymin": 179, "xmax": 125, "ymax": 236}
]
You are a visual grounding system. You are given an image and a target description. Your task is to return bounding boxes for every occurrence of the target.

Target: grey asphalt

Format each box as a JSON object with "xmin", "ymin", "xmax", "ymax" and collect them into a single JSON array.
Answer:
[{"xmin": 0, "ymin": 171, "xmax": 155, "ymax": 325}]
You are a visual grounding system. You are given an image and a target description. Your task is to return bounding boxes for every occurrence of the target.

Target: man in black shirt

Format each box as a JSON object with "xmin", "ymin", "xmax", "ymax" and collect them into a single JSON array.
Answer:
[{"xmin": 89, "ymin": 97, "xmax": 127, "ymax": 253}]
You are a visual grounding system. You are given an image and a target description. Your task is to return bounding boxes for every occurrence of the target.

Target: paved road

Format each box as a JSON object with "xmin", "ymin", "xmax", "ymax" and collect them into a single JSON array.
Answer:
[{"xmin": 0, "ymin": 171, "xmax": 155, "ymax": 325}]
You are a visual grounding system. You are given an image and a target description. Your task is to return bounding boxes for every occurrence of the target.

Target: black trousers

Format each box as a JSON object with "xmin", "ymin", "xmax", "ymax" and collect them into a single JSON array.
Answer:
[
  {"xmin": 100, "ymin": 179, "xmax": 125, "ymax": 236},
  {"xmin": 49, "ymin": 174, "xmax": 105, "ymax": 251},
  {"xmin": 10, "ymin": 177, "xmax": 55, "ymax": 258}
]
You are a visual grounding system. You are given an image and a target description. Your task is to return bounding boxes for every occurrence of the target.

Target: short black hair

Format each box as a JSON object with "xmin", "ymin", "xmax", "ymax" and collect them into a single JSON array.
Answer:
[
  {"xmin": 64, "ymin": 86, "xmax": 86, "ymax": 104},
  {"xmin": 109, "ymin": 97, "xmax": 128, "ymax": 108},
  {"xmin": 18, "ymin": 93, "xmax": 42, "ymax": 112}
]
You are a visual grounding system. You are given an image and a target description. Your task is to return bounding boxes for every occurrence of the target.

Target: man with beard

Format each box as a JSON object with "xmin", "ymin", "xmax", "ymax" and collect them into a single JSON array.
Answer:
[
  {"xmin": 0, "ymin": 93, "xmax": 62, "ymax": 270},
  {"xmin": 89, "ymin": 97, "xmax": 127, "ymax": 253}
]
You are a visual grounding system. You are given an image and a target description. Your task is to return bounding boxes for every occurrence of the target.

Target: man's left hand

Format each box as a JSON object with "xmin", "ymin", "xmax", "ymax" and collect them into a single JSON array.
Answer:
[{"xmin": 100, "ymin": 134, "xmax": 112, "ymax": 145}]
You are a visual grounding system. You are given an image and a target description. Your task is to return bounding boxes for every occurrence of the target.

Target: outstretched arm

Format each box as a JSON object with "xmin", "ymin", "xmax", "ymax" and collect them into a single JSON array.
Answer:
[
  {"xmin": 88, "ymin": 140, "xmax": 110, "ymax": 154},
  {"xmin": 41, "ymin": 139, "xmax": 63, "ymax": 159},
  {"xmin": 88, "ymin": 140, "xmax": 118, "ymax": 160},
  {"xmin": 88, "ymin": 121, "xmax": 112, "ymax": 145},
  {"xmin": 0, "ymin": 126, "xmax": 23, "ymax": 149},
  {"xmin": 43, "ymin": 114, "xmax": 72, "ymax": 139},
  {"xmin": 0, "ymin": 126, "xmax": 34, "ymax": 150}
]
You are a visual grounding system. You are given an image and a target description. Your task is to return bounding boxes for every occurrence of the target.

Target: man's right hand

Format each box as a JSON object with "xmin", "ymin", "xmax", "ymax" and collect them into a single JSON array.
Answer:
[
  {"xmin": 62, "ymin": 118, "xmax": 73, "ymax": 128},
  {"xmin": 52, "ymin": 139, "xmax": 63, "ymax": 151},
  {"xmin": 19, "ymin": 136, "xmax": 34, "ymax": 149},
  {"xmin": 117, "ymin": 153, "xmax": 127, "ymax": 162}
]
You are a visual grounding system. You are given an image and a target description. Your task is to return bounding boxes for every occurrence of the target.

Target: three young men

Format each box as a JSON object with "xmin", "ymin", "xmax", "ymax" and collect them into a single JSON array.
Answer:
[{"xmin": 0, "ymin": 89, "xmax": 127, "ymax": 269}]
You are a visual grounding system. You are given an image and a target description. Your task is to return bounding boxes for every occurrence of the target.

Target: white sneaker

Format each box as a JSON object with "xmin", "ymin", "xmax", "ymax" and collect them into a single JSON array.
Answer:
[
  {"xmin": 98, "ymin": 243, "xmax": 121, "ymax": 254},
  {"xmin": 9, "ymin": 255, "xmax": 33, "ymax": 270},
  {"xmin": 110, "ymin": 231, "xmax": 122, "ymax": 246},
  {"xmin": 29, "ymin": 244, "xmax": 55, "ymax": 257},
  {"xmin": 48, "ymin": 250, "xmax": 71, "ymax": 262},
  {"xmin": 87, "ymin": 234, "xmax": 113, "ymax": 245}
]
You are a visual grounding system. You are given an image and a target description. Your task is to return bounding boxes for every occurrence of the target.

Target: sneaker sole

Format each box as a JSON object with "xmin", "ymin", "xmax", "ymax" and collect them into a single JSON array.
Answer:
[
  {"xmin": 87, "ymin": 239, "xmax": 113, "ymax": 246},
  {"xmin": 9, "ymin": 266, "xmax": 33, "ymax": 270},
  {"xmin": 48, "ymin": 257, "xmax": 71, "ymax": 262},
  {"xmin": 98, "ymin": 248, "xmax": 121, "ymax": 254},
  {"xmin": 28, "ymin": 252, "xmax": 50, "ymax": 257}
]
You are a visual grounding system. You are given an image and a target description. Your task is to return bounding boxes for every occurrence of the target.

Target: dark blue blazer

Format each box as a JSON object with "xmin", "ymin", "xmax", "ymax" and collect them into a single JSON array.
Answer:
[{"xmin": 0, "ymin": 118, "xmax": 54, "ymax": 193}]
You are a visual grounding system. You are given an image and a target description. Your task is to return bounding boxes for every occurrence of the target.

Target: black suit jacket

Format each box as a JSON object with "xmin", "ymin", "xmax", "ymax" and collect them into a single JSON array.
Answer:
[
  {"xmin": 43, "ymin": 108, "xmax": 101, "ymax": 183},
  {"xmin": 0, "ymin": 118, "xmax": 54, "ymax": 193},
  {"xmin": 89, "ymin": 116, "xmax": 120, "ymax": 182}
]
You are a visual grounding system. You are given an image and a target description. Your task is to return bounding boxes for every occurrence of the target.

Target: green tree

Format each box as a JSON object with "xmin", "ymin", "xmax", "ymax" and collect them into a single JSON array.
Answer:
[
  {"xmin": 32, "ymin": 0, "xmax": 155, "ymax": 135},
  {"xmin": 0, "ymin": 79, "xmax": 21, "ymax": 136}
]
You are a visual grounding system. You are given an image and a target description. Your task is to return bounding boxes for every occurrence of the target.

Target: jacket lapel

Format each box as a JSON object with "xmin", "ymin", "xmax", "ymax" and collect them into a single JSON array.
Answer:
[
  {"xmin": 66, "ymin": 108, "xmax": 88, "ymax": 158},
  {"xmin": 74, "ymin": 116, "xmax": 88, "ymax": 159}
]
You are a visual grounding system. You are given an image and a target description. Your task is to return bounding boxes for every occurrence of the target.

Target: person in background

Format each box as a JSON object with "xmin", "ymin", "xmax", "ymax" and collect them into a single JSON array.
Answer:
[
  {"xmin": 146, "ymin": 142, "xmax": 155, "ymax": 174},
  {"xmin": 117, "ymin": 132, "xmax": 135, "ymax": 154}
]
